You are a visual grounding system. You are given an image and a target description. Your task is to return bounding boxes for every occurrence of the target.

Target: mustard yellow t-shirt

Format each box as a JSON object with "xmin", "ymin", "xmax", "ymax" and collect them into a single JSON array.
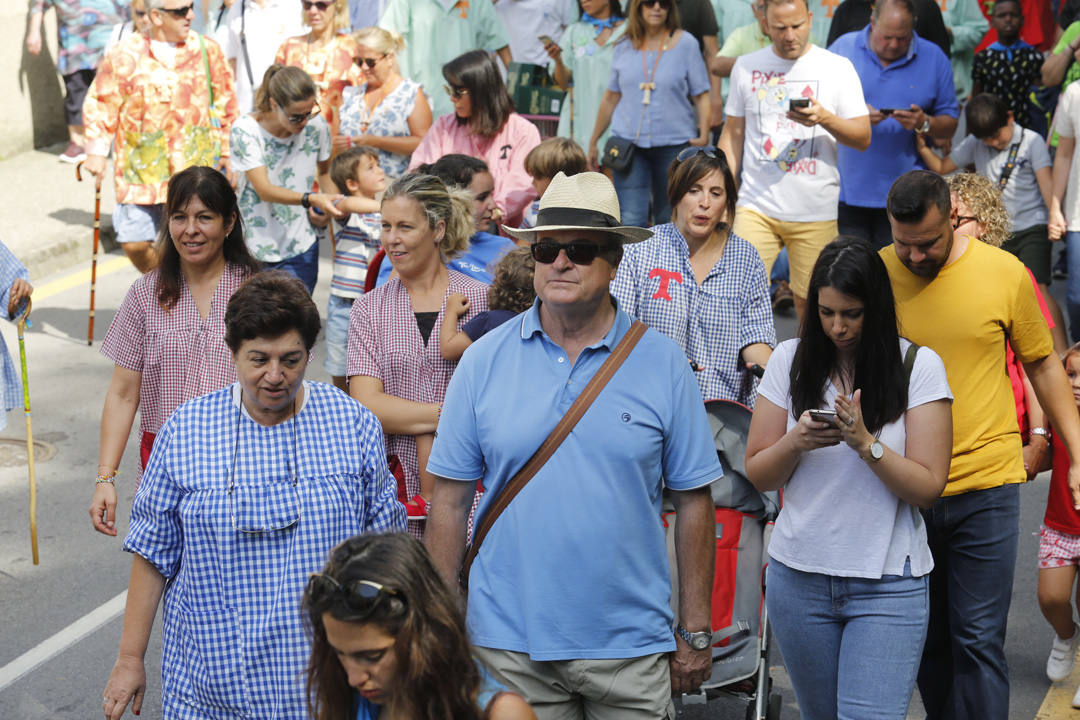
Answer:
[{"xmin": 881, "ymin": 239, "xmax": 1054, "ymax": 496}]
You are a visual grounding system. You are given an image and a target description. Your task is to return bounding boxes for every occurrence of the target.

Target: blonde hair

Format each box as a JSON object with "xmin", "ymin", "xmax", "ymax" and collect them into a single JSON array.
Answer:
[
  {"xmin": 353, "ymin": 26, "xmax": 405, "ymax": 55},
  {"xmin": 301, "ymin": 0, "xmax": 350, "ymax": 31},
  {"xmin": 946, "ymin": 172, "xmax": 1011, "ymax": 248},
  {"xmin": 383, "ymin": 173, "xmax": 474, "ymax": 260},
  {"xmin": 254, "ymin": 64, "xmax": 317, "ymax": 114},
  {"xmin": 524, "ymin": 137, "xmax": 588, "ymax": 179}
]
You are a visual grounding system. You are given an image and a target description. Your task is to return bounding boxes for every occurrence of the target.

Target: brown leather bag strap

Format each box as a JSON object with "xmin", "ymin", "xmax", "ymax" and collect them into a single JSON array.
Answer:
[{"xmin": 459, "ymin": 320, "xmax": 648, "ymax": 589}]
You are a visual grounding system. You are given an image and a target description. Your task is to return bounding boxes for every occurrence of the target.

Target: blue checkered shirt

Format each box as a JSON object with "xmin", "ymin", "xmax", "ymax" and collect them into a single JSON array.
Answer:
[
  {"xmin": 124, "ymin": 381, "xmax": 406, "ymax": 719},
  {"xmin": 611, "ymin": 223, "xmax": 776, "ymax": 405},
  {"xmin": 0, "ymin": 241, "xmax": 28, "ymax": 431}
]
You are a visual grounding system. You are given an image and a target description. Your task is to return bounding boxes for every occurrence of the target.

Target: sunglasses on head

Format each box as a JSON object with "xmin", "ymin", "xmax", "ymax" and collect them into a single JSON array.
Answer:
[
  {"xmin": 676, "ymin": 145, "xmax": 720, "ymax": 163},
  {"xmin": 443, "ymin": 84, "xmax": 470, "ymax": 99},
  {"xmin": 531, "ymin": 239, "xmax": 612, "ymax": 265},
  {"xmin": 355, "ymin": 54, "xmax": 387, "ymax": 69},
  {"xmin": 307, "ymin": 573, "xmax": 402, "ymax": 618},
  {"xmin": 301, "ymin": 0, "xmax": 332, "ymax": 10},
  {"xmin": 642, "ymin": 0, "xmax": 671, "ymax": 8},
  {"xmin": 159, "ymin": 3, "xmax": 194, "ymax": 17}
]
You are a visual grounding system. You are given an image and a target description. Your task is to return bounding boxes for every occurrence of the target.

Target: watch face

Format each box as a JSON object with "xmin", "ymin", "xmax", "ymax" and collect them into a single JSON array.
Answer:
[
  {"xmin": 870, "ymin": 441, "xmax": 884, "ymax": 460},
  {"xmin": 691, "ymin": 634, "xmax": 711, "ymax": 650}
]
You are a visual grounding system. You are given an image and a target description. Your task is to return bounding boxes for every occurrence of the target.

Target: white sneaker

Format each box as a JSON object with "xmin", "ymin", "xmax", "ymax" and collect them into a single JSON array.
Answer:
[{"xmin": 1048, "ymin": 623, "xmax": 1080, "ymax": 682}]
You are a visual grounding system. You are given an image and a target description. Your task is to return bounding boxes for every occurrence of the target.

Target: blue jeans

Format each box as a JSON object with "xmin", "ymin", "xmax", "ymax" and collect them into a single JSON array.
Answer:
[
  {"xmin": 1065, "ymin": 232, "xmax": 1080, "ymax": 343},
  {"xmin": 323, "ymin": 294, "xmax": 353, "ymax": 377},
  {"xmin": 766, "ymin": 558, "xmax": 928, "ymax": 719},
  {"xmin": 611, "ymin": 143, "xmax": 686, "ymax": 227},
  {"xmin": 917, "ymin": 483, "xmax": 1019, "ymax": 720},
  {"xmin": 265, "ymin": 241, "xmax": 318, "ymax": 294}
]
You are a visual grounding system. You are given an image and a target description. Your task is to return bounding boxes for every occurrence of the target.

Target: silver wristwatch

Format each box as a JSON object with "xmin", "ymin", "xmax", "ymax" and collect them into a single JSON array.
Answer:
[
  {"xmin": 1030, "ymin": 427, "xmax": 1050, "ymax": 439},
  {"xmin": 918, "ymin": 118, "xmax": 931, "ymax": 134},
  {"xmin": 676, "ymin": 623, "xmax": 711, "ymax": 651}
]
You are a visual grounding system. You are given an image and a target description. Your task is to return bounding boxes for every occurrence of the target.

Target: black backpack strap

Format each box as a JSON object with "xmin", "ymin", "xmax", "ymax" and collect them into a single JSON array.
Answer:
[{"xmin": 903, "ymin": 342, "xmax": 920, "ymax": 383}]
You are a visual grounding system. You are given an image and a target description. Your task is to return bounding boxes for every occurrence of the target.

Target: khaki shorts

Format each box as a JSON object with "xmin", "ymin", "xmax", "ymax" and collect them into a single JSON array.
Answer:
[
  {"xmin": 474, "ymin": 646, "xmax": 675, "ymax": 720},
  {"xmin": 733, "ymin": 207, "xmax": 838, "ymax": 299}
]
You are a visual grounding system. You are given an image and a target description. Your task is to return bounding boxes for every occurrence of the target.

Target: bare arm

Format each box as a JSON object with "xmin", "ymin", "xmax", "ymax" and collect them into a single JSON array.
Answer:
[
  {"xmin": 488, "ymin": 693, "xmax": 539, "ymax": 720},
  {"xmin": 1036, "ymin": 165, "xmax": 1055, "ymax": 215},
  {"xmin": 496, "ymin": 45, "xmax": 512, "ymax": 68},
  {"xmin": 102, "ymin": 554, "xmax": 166, "ymax": 720},
  {"xmin": 1043, "ymin": 43, "xmax": 1079, "ymax": 87},
  {"xmin": 1024, "ymin": 352, "xmax": 1080, "ymax": 508},
  {"xmin": 740, "ymin": 343, "xmax": 772, "ymax": 369},
  {"xmin": 26, "ymin": 8, "xmax": 44, "ymax": 55},
  {"xmin": 711, "ymin": 55, "xmax": 738, "ymax": 78},
  {"xmin": 439, "ymin": 293, "xmax": 472, "ymax": 362},
  {"xmin": 91, "ymin": 365, "xmax": 142, "ymax": 536},
  {"xmin": 352, "ymin": 89, "xmax": 433, "ymax": 156},
  {"xmin": 1050, "ymin": 135, "xmax": 1074, "ymax": 241},
  {"xmin": 336, "ymin": 195, "xmax": 381, "ymax": 214},
  {"xmin": 668, "ymin": 485, "xmax": 715, "ymax": 695},
  {"xmin": 914, "ymin": 133, "xmax": 957, "ymax": 174},
  {"xmin": 691, "ymin": 91, "xmax": 711, "ymax": 146},
  {"xmin": 587, "ymin": 89, "xmax": 621, "ymax": 169},
  {"xmin": 349, "ymin": 375, "xmax": 440, "ymax": 435},
  {"xmin": 801, "ymin": 102, "xmax": 871, "ymax": 151},
  {"xmin": 703, "ymin": 35, "xmax": 723, "ymax": 128},
  {"xmin": 244, "ymin": 165, "xmax": 343, "ymax": 217},
  {"xmin": 1021, "ymin": 365, "xmax": 1051, "ymax": 480},
  {"xmin": 424, "ymin": 475, "xmax": 476, "ymax": 593},
  {"xmin": 717, "ymin": 114, "xmax": 745, "ymax": 185},
  {"xmin": 745, "ymin": 396, "xmax": 842, "ymax": 491}
]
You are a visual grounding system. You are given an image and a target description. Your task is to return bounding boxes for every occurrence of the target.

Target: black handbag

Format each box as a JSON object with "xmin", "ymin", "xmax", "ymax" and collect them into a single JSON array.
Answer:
[{"xmin": 602, "ymin": 136, "xmax": 635, "ymax": 172}]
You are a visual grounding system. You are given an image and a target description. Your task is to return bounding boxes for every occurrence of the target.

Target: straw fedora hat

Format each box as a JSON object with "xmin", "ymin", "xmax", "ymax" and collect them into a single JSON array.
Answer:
[{"xmin": 503, "ymin": 171, "xmax": 653, "ymax": 244}]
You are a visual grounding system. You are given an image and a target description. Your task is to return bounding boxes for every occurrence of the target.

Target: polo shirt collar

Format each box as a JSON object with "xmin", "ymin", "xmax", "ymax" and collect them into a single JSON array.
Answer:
[
  {"xmin": 520, "ymin": 296, "xmax": 629, "ymax": 351},
  {"xmin": 859, "ymin": 25, "xmax": 918, "ymax": 68}
]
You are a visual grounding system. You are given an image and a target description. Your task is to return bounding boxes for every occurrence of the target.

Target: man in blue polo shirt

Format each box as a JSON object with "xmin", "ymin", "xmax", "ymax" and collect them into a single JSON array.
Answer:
[
  {"xmin": 425, "ymin": 171, "xmax": 722, "ymax": 720},
  {"xmin": 829, "ymin": 0, "xmax": 957, "ymax": 248}
]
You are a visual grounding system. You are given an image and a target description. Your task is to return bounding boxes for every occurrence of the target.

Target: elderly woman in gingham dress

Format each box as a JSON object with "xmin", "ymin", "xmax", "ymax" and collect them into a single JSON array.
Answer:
[
  {"xmin": 101, "ymin": 272, "xmax": 406, "ymax": 720},
  {"xmin": 348, "ymin": 173, "xmax": 488, "ymax": 532},
  {"xmin": 611, "ymin": 147, "xmax": 775, "ymax": 405},
  {"xmin": 91, "ymin": 167, "xmax": 262, "ymax": 537}
]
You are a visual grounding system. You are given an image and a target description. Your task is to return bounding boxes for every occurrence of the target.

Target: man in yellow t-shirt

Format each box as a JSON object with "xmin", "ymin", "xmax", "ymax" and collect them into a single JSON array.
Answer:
[{"xmin": 883, "ymin": 170, "xmax": 1080, "ymax": 720}]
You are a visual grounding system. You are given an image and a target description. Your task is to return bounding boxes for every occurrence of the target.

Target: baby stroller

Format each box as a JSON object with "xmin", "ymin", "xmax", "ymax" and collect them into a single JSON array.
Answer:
[{"xmin": 664, "ymin": 399, "xmax": 782, "ymax": 720}]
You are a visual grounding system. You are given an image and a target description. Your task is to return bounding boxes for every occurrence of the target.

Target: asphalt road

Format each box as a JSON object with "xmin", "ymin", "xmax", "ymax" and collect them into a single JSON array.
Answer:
[{"xmin": 0, "ymin": 247, "xmax": 1070, "ymax": 719}]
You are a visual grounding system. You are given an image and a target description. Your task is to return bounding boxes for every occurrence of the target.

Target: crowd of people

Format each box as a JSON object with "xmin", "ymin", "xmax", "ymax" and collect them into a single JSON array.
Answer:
[{"xmin": 21, "ymin": 0, "xmax": 1080, "ymax": 717}]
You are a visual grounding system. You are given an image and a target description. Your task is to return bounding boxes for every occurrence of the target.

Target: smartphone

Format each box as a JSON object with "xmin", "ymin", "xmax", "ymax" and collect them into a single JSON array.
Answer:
[
  {"xmin": 538, "ymin": 34, "xmax": 555, "ymax": 45},
  {"xmin": 809, "ymin": 409, "xmax": 837, "ymax": 423},
  {"xmin": 879, "ymin": 108, "xmax": 898, "ymax": 115},
  {"xmin": 789, "ymin": 98, "xmax": 811, "ymax": 110}
]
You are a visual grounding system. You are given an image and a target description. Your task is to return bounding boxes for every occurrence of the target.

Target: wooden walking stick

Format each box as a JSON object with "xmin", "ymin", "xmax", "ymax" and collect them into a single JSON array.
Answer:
[
  {"xmin": 16, "ymin": 299, "xmax": 38, "ymax": 565},
  {"xmin": 75, "ymin": 161, "xmax": 102, "ymax": 346}
]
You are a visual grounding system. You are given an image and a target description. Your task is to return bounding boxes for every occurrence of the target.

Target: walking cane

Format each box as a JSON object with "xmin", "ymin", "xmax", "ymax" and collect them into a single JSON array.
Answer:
[
  {"xmin": 16, "ymin": 299, "xmax": 38, "ymax": 565},
  {"xmin": 75, "ymin": 162, "xmax": 102, "ymax": 346}
]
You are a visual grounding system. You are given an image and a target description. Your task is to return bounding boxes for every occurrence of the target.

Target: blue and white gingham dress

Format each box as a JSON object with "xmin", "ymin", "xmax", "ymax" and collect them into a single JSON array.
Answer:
[
  {"xmin": 611, "ymin": 223, "xmax": 776, "ymax": 405},
  {"xmin": 124, "ymin": 381, "xmax": 406, "ymax": 719}
]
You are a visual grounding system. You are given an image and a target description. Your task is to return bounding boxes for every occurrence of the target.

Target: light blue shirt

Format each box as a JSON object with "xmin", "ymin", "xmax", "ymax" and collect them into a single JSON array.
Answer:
[
  {"xmin": 830, "ymin": 28, "xmax": 957, "ymax": 209},
  {"xmin": 428, "ymin": 300, "xmax": 722, "ymax": 660},
  {"xmin": 607, "ymin": 31, "xmax": 710, "ymax": 148}
]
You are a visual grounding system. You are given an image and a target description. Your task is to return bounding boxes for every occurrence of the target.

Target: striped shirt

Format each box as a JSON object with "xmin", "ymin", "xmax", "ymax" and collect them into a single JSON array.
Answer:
[{"xmin": 331, "ymin": 212, "xmax": 381, "ymax": 298}]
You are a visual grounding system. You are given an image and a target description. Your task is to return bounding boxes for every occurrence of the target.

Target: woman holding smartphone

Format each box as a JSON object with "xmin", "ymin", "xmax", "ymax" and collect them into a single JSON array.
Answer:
[{"xmin": 745, "ymin": 236, "xmax": 953, "ymax": 719}]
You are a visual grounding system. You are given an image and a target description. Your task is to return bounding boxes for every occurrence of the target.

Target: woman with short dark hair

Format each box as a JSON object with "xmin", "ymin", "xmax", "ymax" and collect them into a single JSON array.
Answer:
[
  {"xmin": 408, "ymin": 50, "xmax": 541, "ymax": 227},
  {"xmin": 745, "ymin": 236, "xmax": 953, "ymax": 718},
  {"xmin": 611, "ymin": 146, "xmax": 774, "ymax": 404},
  {"xmin": 303, "ymin": 532, "xmax": 537, "ymax": 720},
  {"xmin": 100, "ymin": 270, "xmax": 406, "ymax": 720},
  {"xmin": 91, "ymin": 165, "xmax": 261, "ymax": 536}
]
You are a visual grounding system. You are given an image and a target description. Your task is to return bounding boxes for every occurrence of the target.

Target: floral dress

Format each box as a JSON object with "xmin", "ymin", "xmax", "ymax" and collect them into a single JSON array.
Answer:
[
  {"xmin": 231, "ymin": 113, "xmax": 332, "ymax": 262},
  {"xmin": 274, "ymin": 33, "xmax": 362, "ymax": 130},
  {"xmin": 338, "ymin": 78, "xmax": 424, "ymax": 180}
]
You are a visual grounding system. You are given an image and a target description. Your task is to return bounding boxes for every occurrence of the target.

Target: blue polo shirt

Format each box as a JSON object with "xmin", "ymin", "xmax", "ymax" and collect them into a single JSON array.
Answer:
[
  {"xmin": 829, "ymin": 28, "xmax": 957, "ymax": 209},
  {"xmin": 428, "ymin": 299, "xmax": 722, "ymax": 660}
]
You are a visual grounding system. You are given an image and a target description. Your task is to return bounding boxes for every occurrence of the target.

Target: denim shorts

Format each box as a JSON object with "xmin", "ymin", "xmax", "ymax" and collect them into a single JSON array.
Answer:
[
  {"xmin": 323, "ymin": 293, "xmax": 355, "ymax": 377},
  {"xmin": 113, "ymin": 203, "xmax": 164, "ymax": 244}
]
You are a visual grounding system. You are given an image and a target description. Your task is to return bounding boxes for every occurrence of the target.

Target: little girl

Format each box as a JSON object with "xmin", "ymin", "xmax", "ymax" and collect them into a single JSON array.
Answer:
[
  {"xmin": 439, "ymin": 246, "xmax": 537, "ymax": 362},
  {"xmin": 1039, "ymin": 343, "xmax": 1080, "ymax": 704}
]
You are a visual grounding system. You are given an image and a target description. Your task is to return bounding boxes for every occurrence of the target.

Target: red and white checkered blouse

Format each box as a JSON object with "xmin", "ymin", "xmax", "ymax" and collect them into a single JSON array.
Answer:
[
  {"xmin": 346, "ymin": 269, "xmax": 489, "ymax": 536},
  {"xmin": 101, "ymin": 264, "xmax": 250, "ymax": 472}
]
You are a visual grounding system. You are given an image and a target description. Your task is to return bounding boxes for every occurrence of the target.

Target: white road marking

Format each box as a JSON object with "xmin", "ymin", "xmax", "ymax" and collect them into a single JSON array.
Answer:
[{"xmin": 0, "ymin": 590, "xmax": 126, "ymax": 692}]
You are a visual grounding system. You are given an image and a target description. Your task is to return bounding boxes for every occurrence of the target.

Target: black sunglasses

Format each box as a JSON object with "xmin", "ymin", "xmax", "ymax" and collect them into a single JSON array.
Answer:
[
  {"xmin": 301, "ymin": 0, "xmax": 332, "ymax": 10},
  {"xmin": 676, "ymin": 145, "xmax": 720, "ymax": 163},
  {"xmin": 307, "ymin": 574, "xmax": 402, "ymax": 618},
  {"xmin": 642, "ymin": 0, "xmax": 672, "ymax": 8},
  {"xmin": 280, "ymin": 104, "xmax": 321, "ymax": 125},
  {"xmin": 531, "ymin": 239, "xmax": 611, "ymax": 265},
  {"xmin": 355, "ymin": 54, "xmax": 387, "ymax": 69},
  {"xmin": 159, "ymin": 3, "xmax": 194, "ymax": 17}
]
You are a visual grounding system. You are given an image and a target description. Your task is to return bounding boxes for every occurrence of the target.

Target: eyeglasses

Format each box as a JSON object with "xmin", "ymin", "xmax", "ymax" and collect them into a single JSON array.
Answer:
[
  {"xmin": 443, "ymin": 84, "xmax": 470, "ymax": 99},
  {"xmin": 133, "ymin": 8, "xmax": 147, "ymax": 16},
  {"xmin": 355, "ymin": 54, "xmax": 387, "ymax": 69},
  {"xmin": 676, "ymin": 145, "xmax": 720, "ymax": 163},
  {"xmin": 159, "ymin": 3, "xmax": 194, "ymax": 17},
  {"xmin": 301, "ymin": 0, "xmax": 332, "ymax": 10},
  {"xmin": 279, "ymin": 104, "xmax": 321, "ymax": 125},
  {"xmin": 953, "ymin": 215, "xmax": 978, "ymax": 229},
  {"xmin": 307, "ymin": 574, "xmax": 403, "ymax": 618},
  {"xmin": 642, "ymin": 0, "xmax": 671, "ymax": 8},
  {"xmin": 531, "ymin": 239, "xmax": 612, "ymax": 265}
]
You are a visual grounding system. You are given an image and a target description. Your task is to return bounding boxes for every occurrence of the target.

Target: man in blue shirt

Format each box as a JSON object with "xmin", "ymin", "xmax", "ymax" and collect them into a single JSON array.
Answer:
[
  {"xmin": 426, "ymin": 171, "xmax": 723, "ymax": 719},
  {"xmin": 829, "ymin": 0, "xmax": 957, "ymax": 248}
]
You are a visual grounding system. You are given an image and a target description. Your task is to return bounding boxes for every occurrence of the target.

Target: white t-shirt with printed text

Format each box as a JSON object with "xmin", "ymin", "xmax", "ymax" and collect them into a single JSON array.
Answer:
[{"xmin": 726, "ymin": 44, "xmax": 868, "ymax": 222}]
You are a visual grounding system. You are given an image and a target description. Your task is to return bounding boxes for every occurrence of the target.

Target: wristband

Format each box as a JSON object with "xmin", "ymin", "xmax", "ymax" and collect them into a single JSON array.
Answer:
[
  {"xmin": 96, "ymin": 470, "xmax": 118, "ymax": 485},
  {"xmin": 301, "ymin": 192, "xmax": 311, "ymax": 209}
]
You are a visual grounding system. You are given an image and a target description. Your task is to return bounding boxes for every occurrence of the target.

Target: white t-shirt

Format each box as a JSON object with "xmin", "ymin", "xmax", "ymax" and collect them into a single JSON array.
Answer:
[
  {"xmin": 494, "ymin": 0, "xmax": 576, "ymax": 66},
  {"xmin": 1054, "ymin": 83, "xmax": 1080, "ymax": 232},
  {"xmin": 757, "ymin": 338, "xmax": 953, "ymax": 579},
  {"xmin": 231, "ymin": 113, "xmax": 332, "ymax": 262},
  {"xmin": 215, "ymin": 0, "xmax": 307, "ymax": 113},
  {"xmin": 725, "ymin": 44, "xmax": 868, "ymax": 222}
]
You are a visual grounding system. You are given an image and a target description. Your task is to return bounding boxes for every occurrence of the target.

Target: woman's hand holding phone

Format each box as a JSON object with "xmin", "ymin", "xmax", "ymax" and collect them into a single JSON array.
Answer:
[
  {"xmin": 790, "ymin": 410, "xmax": 843, "ymax": 451},
  {"xmin": 834, "ymin": 389, "xmax": 874, "ymax": 452}
]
